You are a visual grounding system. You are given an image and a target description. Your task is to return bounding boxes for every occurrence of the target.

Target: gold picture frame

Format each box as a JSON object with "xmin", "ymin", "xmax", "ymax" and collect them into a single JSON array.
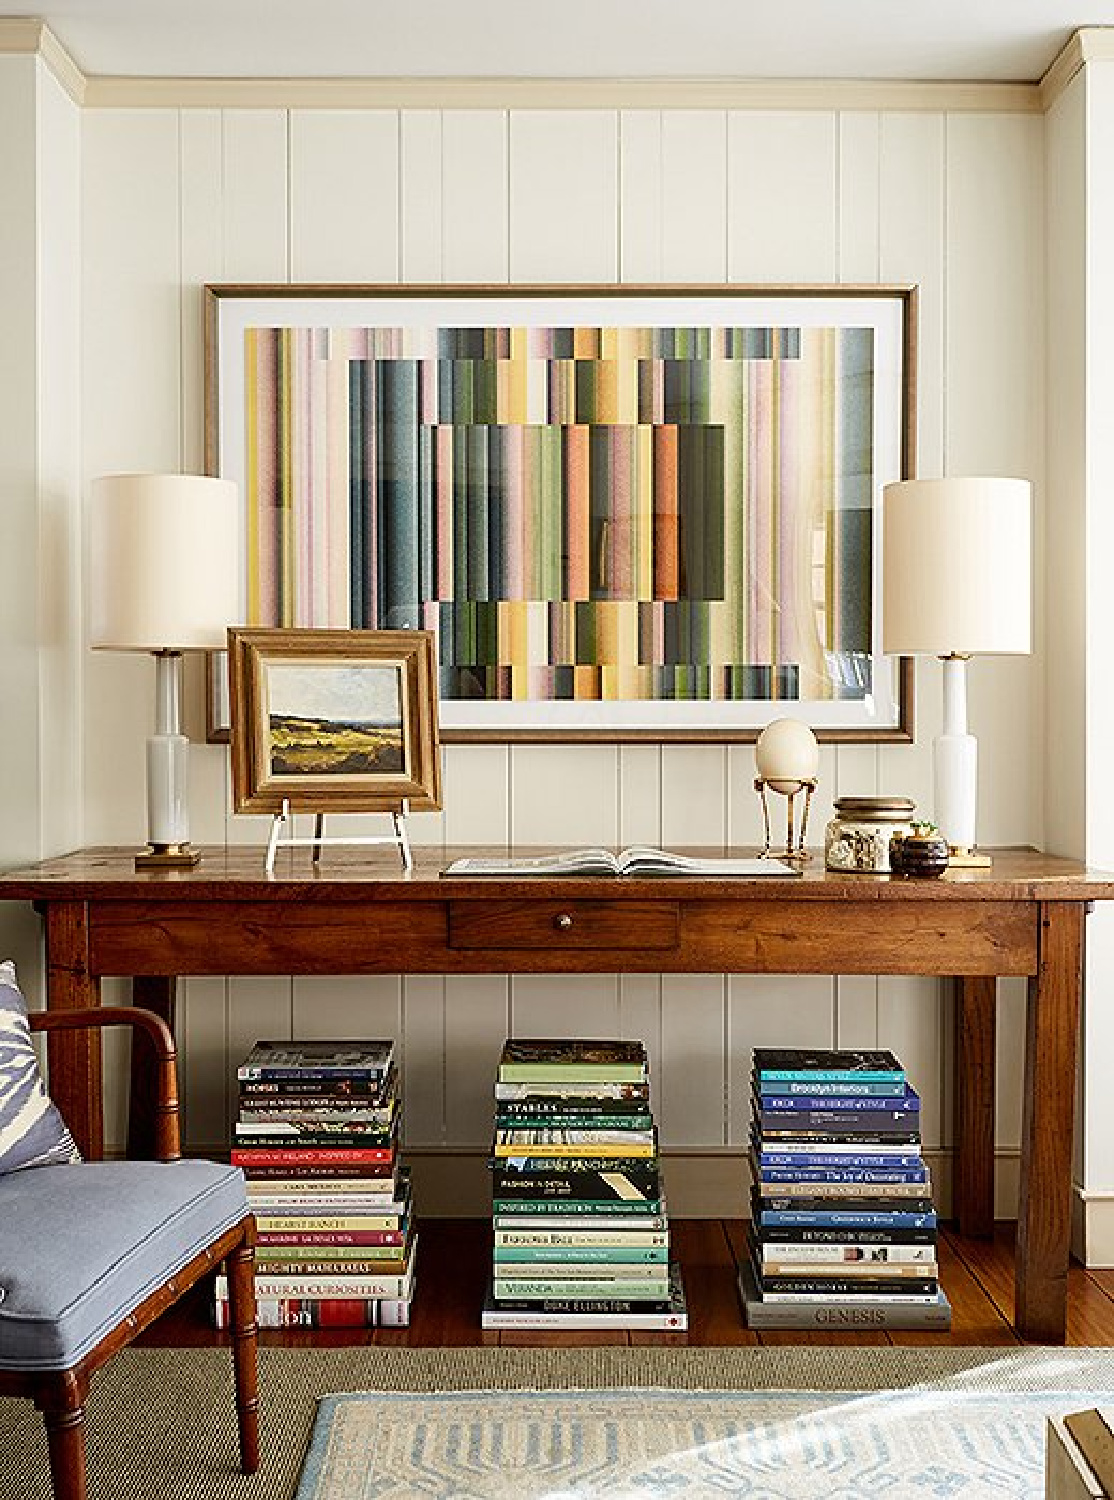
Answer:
[{"xmin": 228, "ymin": 627, "xmax": 442, "ymax": 815}]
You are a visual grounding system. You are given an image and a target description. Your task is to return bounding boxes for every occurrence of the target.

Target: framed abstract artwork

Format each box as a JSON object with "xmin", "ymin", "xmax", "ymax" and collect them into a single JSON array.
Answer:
[
  {"xmin": 227, "ymin": 627, "xmax": 441, "ymax": 814},
  {"xmin": 205, "ymin": 284, "xmax": 916, "ymax": 744}
]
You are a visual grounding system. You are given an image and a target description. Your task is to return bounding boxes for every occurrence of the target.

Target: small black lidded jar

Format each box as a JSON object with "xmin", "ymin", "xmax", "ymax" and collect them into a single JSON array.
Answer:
[{"xmin": 889, "ymin": 823, "xmax": 950, "ymax": 878}]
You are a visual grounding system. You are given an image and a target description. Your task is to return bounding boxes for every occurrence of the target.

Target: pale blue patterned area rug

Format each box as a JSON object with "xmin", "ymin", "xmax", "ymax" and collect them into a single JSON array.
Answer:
[{"xmin": 296, "ymin": 1371, "xmax": 1110, "ymax": 1500}]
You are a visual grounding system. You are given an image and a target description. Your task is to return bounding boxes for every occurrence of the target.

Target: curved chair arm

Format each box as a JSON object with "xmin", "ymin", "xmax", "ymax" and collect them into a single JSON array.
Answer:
[{"xmin": 29, "ymin": 1007, "xmax": 181, "ymax": 1162}]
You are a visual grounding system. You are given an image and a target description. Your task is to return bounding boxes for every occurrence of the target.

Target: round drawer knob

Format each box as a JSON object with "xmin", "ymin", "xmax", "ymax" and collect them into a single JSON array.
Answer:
[{"xmin": 555, "ymin": 912, "xmax": 574, "ymax": 931}]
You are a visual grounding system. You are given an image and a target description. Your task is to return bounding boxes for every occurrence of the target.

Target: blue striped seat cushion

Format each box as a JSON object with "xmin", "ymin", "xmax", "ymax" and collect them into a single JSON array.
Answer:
[{"xmin": 0, "ymin": 961, "xmax": 81, "ymax": 1173}]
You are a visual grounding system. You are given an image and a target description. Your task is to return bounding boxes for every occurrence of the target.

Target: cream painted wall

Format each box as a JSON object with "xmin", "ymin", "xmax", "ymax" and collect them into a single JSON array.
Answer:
[
  {"xmin": 75, "ymin": 101, "xmax": 1045, "ymax": 1211},
  {"xmin": 0, "ymin": 53, "xmax": 81, "ymax": 982}
]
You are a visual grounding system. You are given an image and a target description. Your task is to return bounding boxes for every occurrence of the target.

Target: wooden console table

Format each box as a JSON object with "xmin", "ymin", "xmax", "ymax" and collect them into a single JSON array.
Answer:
[{"xmin": 2, "ymin": 844, "xmax": 1110, "ymax": 1344}]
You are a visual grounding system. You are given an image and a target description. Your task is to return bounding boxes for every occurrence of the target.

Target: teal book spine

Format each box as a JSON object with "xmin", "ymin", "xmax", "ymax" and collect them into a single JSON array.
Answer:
[{"xmin": 493, "ymin": 1245, "xmax": 669, "ymax": 1264}]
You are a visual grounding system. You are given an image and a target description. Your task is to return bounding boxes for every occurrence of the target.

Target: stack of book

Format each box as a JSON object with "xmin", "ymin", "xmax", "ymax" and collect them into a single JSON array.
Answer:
[
  {"xmin": 739, "ymin": 1046, "xmax": 951, "ymax": 1332},
  {"xmin": 215, "ymin": 1039, "xmax": 415, "ymax": 1330},
  {"xmin": 483, "ymin": 1038, "xmax": 687, "ymax": 1331}
]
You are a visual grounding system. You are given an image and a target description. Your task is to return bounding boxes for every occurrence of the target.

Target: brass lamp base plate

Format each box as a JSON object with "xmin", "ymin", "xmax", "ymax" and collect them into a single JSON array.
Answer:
[
  {"xmin": 135, "ymin": 844, "xmax": 201, "ymax": 870},
  {"xmin": 947, "ymin": 847, "xmax": 992, "ymax": 869}
]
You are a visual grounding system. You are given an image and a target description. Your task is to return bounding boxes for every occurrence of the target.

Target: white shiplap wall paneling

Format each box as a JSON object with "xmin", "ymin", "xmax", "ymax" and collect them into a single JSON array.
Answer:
[
  {"xmin": 227, "ymin": 975, "xmax": 294, "ymax": 1138},
  {"xmin": 838, "ymin": 111, "xmax": 881, "ymax": 282},
  {"xmin": 445, "ymin": 974, "xmax": 510, "ymax": 1148},
  {"xmin": 400, "ymin": 110, "xmax": 442, "ymax": 283},
  {"xmin": 660, "ymin": 974, "xmax": 728, "ymax": 1145},
  {"xmin": 726, "ymin": 973, "xmax": 838, "ymax": 1144},
  {"xmin": 290, "ymin": 111, "xmax": 399, "ymax": 282},
  {"xmin": 619, "ymin": 110, "xmax": 662, "ymax": 283},
  {"xmin": 442, "ymin": 111, "xmax": 509, "ymax": 283},
  {"xmin": 83, "ymin": 110, "xmax": 183, "ymax": 849},
  {"xmin": 946, "ymin": 112, "xmax": 1044, "ymax": 853},
  {"xmin": 879, "ymin": 974, "xmax": 945, "ymax": 1149},
  {"xmin": 180, "ymin": 975, "xmax": 230, "ymax": 1152},
  {"xmin": 510, "ymin": 744, "xmax": 620, "ymax": 846},
  {"xmin": 511, "ymin": 973, "xmax": 621, "ymax": 1052},
  {"xmin": 401, "ymin": 975, "xmax": 446, "ymax": 1145},
  {"xmin": 178, "ymin": 109, "xmax": 231, "ymax": 845},
  {"xmin": 619, "ymin": 972, "xmax": 664, "ymax": 1116},
  {"xmin": 508, "ymin": 111, "xmax": 619, "ymax": 282},
  {"xmin": 727, "ymin": 112, "xmax": 838, "ymax": 282},
  {"xmin": 222, "ymin": 111, "xmax": 288, "ymax": 280},
  {"xmin": 443, "ymin": 745, "xmax": 510, "ymax": 845},
  {"xmin": 618, "ymin": 744, "xmax": 663, "ymax": 848},
  {"xmin": 662, "ymin": 111, "xmax": 727, "ymax": 282},
  {"xmin": 661, "ymin": 745, "xmax": 726, "ymax": 848}
]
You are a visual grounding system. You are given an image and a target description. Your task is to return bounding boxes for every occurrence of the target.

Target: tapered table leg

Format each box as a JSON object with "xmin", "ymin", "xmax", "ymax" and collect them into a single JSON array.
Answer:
[
  {"xmin": 1016, "ymin": 901, "xmax": 1084, "ymax": 1343},
  {"xmin": 45, "ymin": 902, "xmax": 102, "ymax": 1161},
  {"xmin": 953, "ymin": 976, "xmax": 997, "ymax": 1237}
]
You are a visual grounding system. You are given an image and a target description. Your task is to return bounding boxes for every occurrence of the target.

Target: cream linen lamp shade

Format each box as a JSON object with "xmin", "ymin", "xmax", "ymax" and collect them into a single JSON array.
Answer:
[
  {"xmin": 90, "ymin": 473, "xmax": 239, "ymax": 650},
  {"xmin": 882, "ymin": 477, "xmax": 1031, "ymax": 657},
  {"xmin": 90, "ymin": 473, "xmax": 240, "ymax": 867},
  {"xmin": 881, "ymin": 476, "xmax": 1032, "ymax": 864}
]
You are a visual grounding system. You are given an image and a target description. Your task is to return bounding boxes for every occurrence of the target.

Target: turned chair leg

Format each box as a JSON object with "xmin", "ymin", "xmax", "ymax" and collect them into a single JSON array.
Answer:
[
  {"xmin": 38, "ymin": 1373, "xmax": 89, "ymax": 1500},
  {"xmin": 226, "ymin": 1231, "xmax": 260, "ymax": 1473}
]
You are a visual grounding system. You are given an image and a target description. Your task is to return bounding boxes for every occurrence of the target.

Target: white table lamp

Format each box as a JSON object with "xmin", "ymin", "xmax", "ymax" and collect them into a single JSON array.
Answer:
[
  {"xmin": 882, "ymin": 477, "xmax": 1031, "ymax": 866},
  {"xmin": 90, "ymin": 474, "xmax": 239, "ymax": 868}
]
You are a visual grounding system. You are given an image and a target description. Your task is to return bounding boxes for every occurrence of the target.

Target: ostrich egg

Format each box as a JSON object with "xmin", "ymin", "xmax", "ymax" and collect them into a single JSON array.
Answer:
[{"xmin": 755, "ymin": 718, "xmax": 820, "ymax": 794}]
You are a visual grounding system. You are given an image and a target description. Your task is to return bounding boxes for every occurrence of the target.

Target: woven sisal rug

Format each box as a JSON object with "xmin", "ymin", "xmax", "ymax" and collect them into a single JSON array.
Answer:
[{"xmin": 2, "ymin": 1345, "xmax": 1114, "ymax": 1499}]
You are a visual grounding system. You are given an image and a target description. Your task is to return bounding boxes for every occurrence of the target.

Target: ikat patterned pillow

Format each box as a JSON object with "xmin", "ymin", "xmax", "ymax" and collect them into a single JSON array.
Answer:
[{"xmin": 0, "ymin": 960, "xmax": 81, "ymax": 1172}]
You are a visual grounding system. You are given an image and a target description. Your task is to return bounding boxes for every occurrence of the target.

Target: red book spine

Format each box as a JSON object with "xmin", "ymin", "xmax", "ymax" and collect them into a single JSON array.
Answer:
[
  {"xmin": 256, "ymin": 1230, "xmax": 406, "ymax": 1246},
  {"xmin": 231, "ymin": 1146, "xmax": 394, "ymax": 1166}
]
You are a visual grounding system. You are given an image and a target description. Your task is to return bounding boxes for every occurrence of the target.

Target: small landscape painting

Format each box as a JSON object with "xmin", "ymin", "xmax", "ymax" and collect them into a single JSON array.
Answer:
[
  {"xmin": 228, "ymin": 627, "xmax": 442, "ymax": 814},
  {"xmin": 265, "ymin": 662, "xmax": 405, "ymax": 778}
]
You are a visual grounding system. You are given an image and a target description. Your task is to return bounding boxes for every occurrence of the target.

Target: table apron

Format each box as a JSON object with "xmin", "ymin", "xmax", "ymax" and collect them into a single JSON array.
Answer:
[{"xmin": 86, "ymin": 897, "xmax": 1039, "ymax": 977}]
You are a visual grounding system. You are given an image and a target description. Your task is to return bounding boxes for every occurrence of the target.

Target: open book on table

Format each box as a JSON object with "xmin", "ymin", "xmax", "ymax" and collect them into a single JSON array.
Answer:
[{"xmin": 442, "ymin": 846, "xmax": 802, "ymax": 878}]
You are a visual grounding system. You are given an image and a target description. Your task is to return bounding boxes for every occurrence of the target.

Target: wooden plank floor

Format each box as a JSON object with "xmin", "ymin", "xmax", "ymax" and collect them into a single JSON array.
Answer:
[{"xmin": 142, "ymin": 1218, "xmax": 1114, "ymax": 1349}]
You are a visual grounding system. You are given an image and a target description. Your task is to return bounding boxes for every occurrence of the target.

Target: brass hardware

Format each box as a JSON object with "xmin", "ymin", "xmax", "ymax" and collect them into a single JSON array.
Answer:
[{"xmin": 555, "ymin": 913, "xmax": 574, "ymax": 931}]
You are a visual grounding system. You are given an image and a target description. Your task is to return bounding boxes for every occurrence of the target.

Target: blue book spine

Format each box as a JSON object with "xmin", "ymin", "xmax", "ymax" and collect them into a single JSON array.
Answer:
[
  {"xmin": 756, "ymin": 1079, "xmax": 906, "ymax": 1096},
  {"xmin": 757, "ymin": 1069, "xmax": 905, "ymax": 1084},
  {"xmin": 759, "ymin": 1093, "xmax": 920, "ymax": 1112},
  {"xmin": 758, "ymin": 1111, "xmax": 920, "ymax": 1133},
  {"xmin": 757, "ymin": 1151, "xmax": 923, "ymax": 1170},
  {"xmin": 757, "ymin": 1210, "xmax": 938, "ymax": 1229},
  {"xmin": 757, "ymin": 1166, "xmax": 928, "ymax": 1185}
]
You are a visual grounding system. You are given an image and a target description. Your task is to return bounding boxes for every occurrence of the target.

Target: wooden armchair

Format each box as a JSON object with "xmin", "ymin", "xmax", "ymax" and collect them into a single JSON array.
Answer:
[{"xmin": 0, "ymin": 1006, "xmax": 258, "ymax": 1500}]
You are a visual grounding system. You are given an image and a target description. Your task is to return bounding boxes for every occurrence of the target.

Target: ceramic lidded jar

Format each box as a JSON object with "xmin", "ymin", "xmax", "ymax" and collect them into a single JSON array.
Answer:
[
  {"xmin": 889, "ymin": 824, "xmax": 950, "ymax": 878},
  {"xmin": 824, "ymin": 796, "xmax": 916, "ymax": 873}
]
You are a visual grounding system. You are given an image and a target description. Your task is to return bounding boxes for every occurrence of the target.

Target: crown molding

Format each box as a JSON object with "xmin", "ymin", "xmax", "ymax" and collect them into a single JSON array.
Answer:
[
  {"xmin": 80, "ymin": 73, "xmax": 1040, "ymax": 113},
  {"xmin": 1041, "ymin": 27, "xmax": 1114, "ymax": 111},
  {"xmin": 0, "ymin": 18, "xmax": 85, "ymax": 104}
]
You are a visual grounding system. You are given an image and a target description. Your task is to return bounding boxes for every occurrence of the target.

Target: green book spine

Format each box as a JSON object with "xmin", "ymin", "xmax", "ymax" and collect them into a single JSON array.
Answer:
[{"xmin": 493, "ymin": 1245, "xmax": 668, "ymax": 1264}]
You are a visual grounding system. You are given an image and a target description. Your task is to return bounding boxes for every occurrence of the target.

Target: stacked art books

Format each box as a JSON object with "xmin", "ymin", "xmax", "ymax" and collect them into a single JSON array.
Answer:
[
  {"xmin": 483, "ymin": 1038, "xmax": 687, "ymax": 1331},
  {"xmin": 216, "ymin": 1040, "xmax": 415, "ymax": 1329},
  {"xmin": 739, "ymin": 1046, "xmax": 952, "ymax": 1331}
]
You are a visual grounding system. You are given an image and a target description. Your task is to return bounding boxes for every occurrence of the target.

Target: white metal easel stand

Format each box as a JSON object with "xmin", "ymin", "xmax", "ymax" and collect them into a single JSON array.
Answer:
[{"xmin": 264, "ymin": 798, "xmax": 413, "ymax": 875}]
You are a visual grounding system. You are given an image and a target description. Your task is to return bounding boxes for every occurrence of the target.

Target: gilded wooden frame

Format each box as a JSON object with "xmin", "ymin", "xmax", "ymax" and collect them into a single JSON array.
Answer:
[
  {"xmin": 206, "ymin": 283, "xmax": 916, "ymax": 745},
  {"xmin": 228, "ymin": 627, "xmax": 442, "ymax": 814}
]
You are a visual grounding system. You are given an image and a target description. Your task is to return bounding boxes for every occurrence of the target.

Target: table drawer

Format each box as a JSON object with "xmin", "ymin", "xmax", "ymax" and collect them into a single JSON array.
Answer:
[{"xmin": 448, "ymin": 899, "xmax": 679, "ymax": 951}]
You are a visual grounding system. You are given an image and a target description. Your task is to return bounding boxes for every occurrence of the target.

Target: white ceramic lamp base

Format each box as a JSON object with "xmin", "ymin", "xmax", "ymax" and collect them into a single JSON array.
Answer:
[
  {"xmin": 137, "ymin": 652, "xmax": 199, "ymax": 869},
  {"xmin": 934, "ymin": 655, "xmax": 991, "ymax": 868}
]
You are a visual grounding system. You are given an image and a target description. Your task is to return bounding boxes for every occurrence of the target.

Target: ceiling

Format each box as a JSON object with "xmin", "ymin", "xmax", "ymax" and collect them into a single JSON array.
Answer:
[{"xmin": 2, "ymin": 1, "xmax": 1113, "ymax": 81}]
